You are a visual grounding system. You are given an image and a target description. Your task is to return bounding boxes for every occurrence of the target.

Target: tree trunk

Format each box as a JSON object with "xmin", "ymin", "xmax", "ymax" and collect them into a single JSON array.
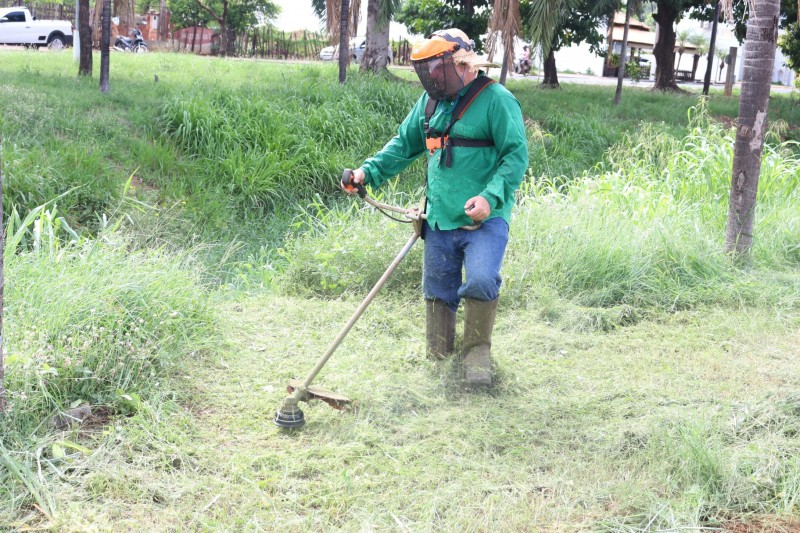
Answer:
[
  {"xmin": 0, "ymin": 149, "xmax": 5, "ymax": 413},
  {"xmin": 691, "ymin": 54, "xmax": 700, "ymax": 79},
  {"xmin": 541, "ymin": 50, "xmax": 559, "ymax": 88},
  {"xmin": 614, "ymin": 1, "xmax": 632, "ymax": 105},
  {"xmin": 338, "ymin": 0, "xmax": 350, "ymax": 84},
  {"xmin": 724, "ymin": 0, "xmax": 780, "ymax": 257},
  {"xmin": 652, "ymin": 1, "xmax": 680, "ymax": 91},
  {"xmin": 703, "ymin": 0, "xmax": 720, "ymax": 95},
  {"xmin": 159, "ymin": 0, "xmax": 168, "ymax": 41},
  {"xmin": 225, "ymin": 27, "xmax": 236, "ymax": 56},
  {"xmin": 99, "ymin": 0, "xmax": 110, "ymax": 93},
  {"xmin": 499, "ymin": 48, "xmax": 509, "ymax": 85},
  {"xmin": 361, "ymin": 0, "xmax": 389, "ymax": 72},
  {"xmin": 79, "ymin": 0, "xmax": 92, "ymax": 76}
]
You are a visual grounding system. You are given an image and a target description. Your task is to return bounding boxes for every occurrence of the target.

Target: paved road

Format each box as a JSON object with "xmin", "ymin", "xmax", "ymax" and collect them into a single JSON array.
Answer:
[{"xmin": 507, "ymin": 70, "xmax": 796, "ymax": 95}]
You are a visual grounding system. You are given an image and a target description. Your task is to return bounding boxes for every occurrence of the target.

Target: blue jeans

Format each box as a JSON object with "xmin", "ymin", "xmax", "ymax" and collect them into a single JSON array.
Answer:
[{"xmin": 422, "ymin": 217, "xmax": 509, "ymax": 312}]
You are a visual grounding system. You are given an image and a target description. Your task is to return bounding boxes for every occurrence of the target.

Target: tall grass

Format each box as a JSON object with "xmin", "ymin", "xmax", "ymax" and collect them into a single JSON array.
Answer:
[
  {"xmin": 0, "ymin": 204, "xmax": 217, "ymax": 441},
  {"xmin": 156, "ymin": 70, "xmax": 419, "ymax": 224},
  {"xmin": 280, "ymin": 102, "xmax": 799, "ymax": 313}
]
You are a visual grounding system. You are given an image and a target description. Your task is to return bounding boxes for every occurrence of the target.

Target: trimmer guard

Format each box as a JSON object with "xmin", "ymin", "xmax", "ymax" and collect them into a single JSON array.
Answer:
[{"xmin": 287, "ymin": 379, "xmax": 352, "ymax": 410}]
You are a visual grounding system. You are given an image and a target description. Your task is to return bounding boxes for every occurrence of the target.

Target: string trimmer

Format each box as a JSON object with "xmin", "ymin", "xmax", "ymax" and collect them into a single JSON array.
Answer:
[{"xmin": 274, "ymin": 169, "xmax": 427, "ymax": 429}]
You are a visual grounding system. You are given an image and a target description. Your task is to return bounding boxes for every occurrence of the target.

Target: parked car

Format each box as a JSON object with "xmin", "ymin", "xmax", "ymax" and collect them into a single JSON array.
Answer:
[
  {"xmin": 0, "ymin": 6, "xmax": 73, "ymax": 49},
  {"xmin": 320, "ymin": 37, "xmax": 393, "ymax": 64}
]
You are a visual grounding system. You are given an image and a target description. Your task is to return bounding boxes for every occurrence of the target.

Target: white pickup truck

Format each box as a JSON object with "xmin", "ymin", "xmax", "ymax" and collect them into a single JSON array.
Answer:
[{"xmin": 0, "ymin": 7, "xmax": 73, "ymax": 50}]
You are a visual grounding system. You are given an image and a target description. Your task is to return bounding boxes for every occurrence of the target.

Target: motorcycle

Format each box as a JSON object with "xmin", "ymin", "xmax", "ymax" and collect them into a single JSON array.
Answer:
[
  {"xmin": 113, "ymin": 28, "xmax": 148, "ymax": 53},
  {"xmin": 514, "ymin": 57, "xmax": 532, "ymax": 76}
]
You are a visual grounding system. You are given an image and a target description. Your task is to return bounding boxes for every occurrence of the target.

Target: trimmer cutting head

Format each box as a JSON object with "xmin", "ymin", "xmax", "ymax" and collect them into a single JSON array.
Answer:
[
  {"xmin": 274, "ymin": 396, "xmax": 305, "ymax": 429},
  {"xmin": 274, "ymin": 380, "xmax": 352, "ymax": 429}
]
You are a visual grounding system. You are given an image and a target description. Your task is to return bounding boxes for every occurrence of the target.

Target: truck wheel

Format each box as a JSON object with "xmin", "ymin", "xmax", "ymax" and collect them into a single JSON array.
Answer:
[{"xmin": 47, "ymin": 34, "xmax": 65, "ymax": 51}]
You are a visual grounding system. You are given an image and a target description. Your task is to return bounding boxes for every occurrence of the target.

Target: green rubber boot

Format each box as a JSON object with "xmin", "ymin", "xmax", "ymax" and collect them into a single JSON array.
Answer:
[
  {"xmin": 462, "ymin": 298, "xmax": 498, "ymax": 386},
  {"xmin": 426, "ymin": 299, "xmax": 456, "ymax": 360}
]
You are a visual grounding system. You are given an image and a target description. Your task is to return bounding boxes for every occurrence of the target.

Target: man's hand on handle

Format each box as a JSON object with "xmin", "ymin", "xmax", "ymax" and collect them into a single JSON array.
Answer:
[
  {"xmin": 341, "ymin": 168, "xmax": 366, "ymax": 195},
  {"xmin": 464, "ymin": 196, "xmax": 490, "ymax": 223}
]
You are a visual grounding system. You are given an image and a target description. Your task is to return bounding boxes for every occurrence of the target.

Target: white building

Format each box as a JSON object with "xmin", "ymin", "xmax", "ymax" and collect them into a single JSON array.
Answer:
[{"xmin": 552, "ymin": 12, "xmax": 795, "ymax": 86}]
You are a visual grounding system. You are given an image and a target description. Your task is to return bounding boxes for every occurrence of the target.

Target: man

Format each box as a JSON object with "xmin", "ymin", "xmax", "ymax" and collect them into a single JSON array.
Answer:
[
  {"xmin": 345, "ymin": 28, "xmax": 528, "ymax": 385},
  {"xmin": 519, "ymin": 45, "xmax": 531, "ymax": 75}
]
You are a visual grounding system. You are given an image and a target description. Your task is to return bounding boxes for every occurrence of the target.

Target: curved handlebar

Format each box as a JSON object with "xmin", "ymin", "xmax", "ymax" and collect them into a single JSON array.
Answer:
[{"xmin": 341, "ymin": 168, "xmax": 479, "ymax": 230}]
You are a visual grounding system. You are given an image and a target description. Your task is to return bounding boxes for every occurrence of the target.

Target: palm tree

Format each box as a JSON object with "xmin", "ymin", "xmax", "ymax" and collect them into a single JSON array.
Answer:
[
  {"xmin": 99, "ymin": 0, "xmax": 110, "ymax": 93},
  {"xmin": 724, "ymin": 0, "xmax": 781, "ymax": 257},
  {"xmin": 716, "ymin": 47, "xmax": 727, "ymax": 81},
  {"xmin": 675, "ymin": 29, "xmax": 693, "ymax": 71},
  {"xmin": 688, "ymin": 33, "xmax": 708, "ymax": 80},
  {"xmin": 486, "ymin": 0, "xmax": 521, "ymax": 85},
  {"xmin": 528, "ymin": 0, "xmax": 616, "ymax": 89},
  {"xmin": 614, "ymin": 0, "xmax": 634, "ymax": 105},
  {"xmin": 312, "ymin": 0, "xmax": 362, "ymax": 82}
]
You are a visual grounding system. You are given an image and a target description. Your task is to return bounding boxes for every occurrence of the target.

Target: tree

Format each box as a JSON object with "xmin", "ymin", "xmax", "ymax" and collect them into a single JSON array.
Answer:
[
  {"xmin": 78, "ymin": 0, "xmax": 92, "ymax": 77},
  {"xmin": 486, "ymin": 0, "xmax": 521, "ymax": 85},
  {"xmin": 614, "ymin": 0, "xmax": 634, "ymax": 105},
  {"xmin": 528, "ymin": 0, "xmax": 612, "ymax": 88},
  {"xmin": 688, "ymin": 32, "xmax": 708, "ymax": 79},
  {"xmin": 715, "ymin": 47, "xmax": 727, "ymax": 81},
  {"xmin": 725, "ymin": 0, "xmax": 782, "ymax": 257},
  {"xmin": 651, "ymin": 0, "xmax": 705, "ymax": 91},
  {"xmin": 311, "ymin": 0, "xmax": 361, "ymax": 82},
  {"xmin": 396, "ymin": 0, "xmax": 491, "ymax": 51},
  {"xmin": 362, "ymin": 0, "xmax": 402, "ymax": 72},
  {"xmin": 339, "ymin": 0, "xmax": 350, "ymax": 82},
  {"xmin": 169, "ymin": 0, "xmax": 212, "ymax": 32},
  {"xmin": 778, "ymin": 22, "xmax": 800, "ymax": 71},
  {"xmin": 99, "ymin": 0, "xmax": 110, "ymax": 93},
  {"xmin": 194, "ymin": 0, "xmax": 279, "ymax": 56},
  {"xmin": 675, "ymin": 28, "xmax": 693, "ymax": 70}
]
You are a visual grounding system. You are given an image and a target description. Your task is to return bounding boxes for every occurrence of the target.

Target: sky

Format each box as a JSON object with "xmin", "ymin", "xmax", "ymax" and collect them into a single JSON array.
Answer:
[{"xmin": 271, "ymin": 0, "xmax": 417, "ymax": 40}]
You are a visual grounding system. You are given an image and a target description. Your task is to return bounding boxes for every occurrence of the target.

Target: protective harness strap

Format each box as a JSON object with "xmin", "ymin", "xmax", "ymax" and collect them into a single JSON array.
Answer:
[{"xmin": 424, "ymin": 76, "xmax": 495, "ymax": 167}]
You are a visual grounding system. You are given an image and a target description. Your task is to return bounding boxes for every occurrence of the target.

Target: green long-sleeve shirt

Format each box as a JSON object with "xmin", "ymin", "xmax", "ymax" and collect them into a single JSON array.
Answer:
[{"xmin": 360, "ymin": 75, "xmax": 529, "ymax": 230}]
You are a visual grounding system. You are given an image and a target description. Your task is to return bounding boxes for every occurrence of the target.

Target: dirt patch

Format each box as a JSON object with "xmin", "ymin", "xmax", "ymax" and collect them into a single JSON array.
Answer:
[
  {"xmin": 722, "ymin": 518, "xmax": 800, "ymax": 533},
  {"xmin": 130, "ymin": 175, "xmax": 158, "ymax": 192}
]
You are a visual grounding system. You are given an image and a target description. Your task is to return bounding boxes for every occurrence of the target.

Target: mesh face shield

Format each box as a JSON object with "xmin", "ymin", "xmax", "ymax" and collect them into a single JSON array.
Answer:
[{"xmin": 412, "ymin": 53, "xmax": 466, "ymax": 101}]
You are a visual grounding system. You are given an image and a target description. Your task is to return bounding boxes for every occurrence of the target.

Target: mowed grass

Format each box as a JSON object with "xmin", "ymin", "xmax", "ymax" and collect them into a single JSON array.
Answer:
[{"xmin": 30, "ymin": 297, "xmax": 800, "ymax": 531}]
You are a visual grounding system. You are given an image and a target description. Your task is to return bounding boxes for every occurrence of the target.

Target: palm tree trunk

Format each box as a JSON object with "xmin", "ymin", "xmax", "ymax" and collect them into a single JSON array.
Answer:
[
  {"xmin": 724, "ymin": 0, "xmax": 781, "ymax": 257},
  {"xmin": 702, "ymin": 0, "xmax": 719, "ymax": 96},
  {"xmin": 338, "ymin": 0, "xmax": 350, "ymax": 83},
  {"xmin": 99, "ymin": 0, "xmax": 110, "ymax": 93},
  {"xmin": 499, "ymin": 48, "xmax": 509, "ymax": 85},
  {"xmin": 614, "ymin": 1, "xmax": 632, "ymax": 105},
  {"xmin": 79, "ymin": 0, "xmax": 92, "ymax": 76}
]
